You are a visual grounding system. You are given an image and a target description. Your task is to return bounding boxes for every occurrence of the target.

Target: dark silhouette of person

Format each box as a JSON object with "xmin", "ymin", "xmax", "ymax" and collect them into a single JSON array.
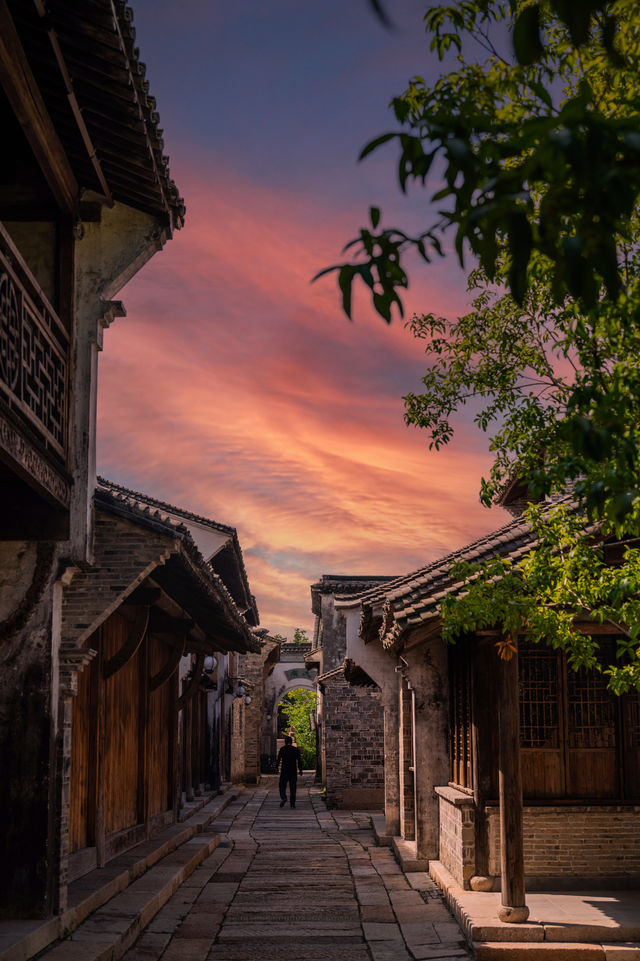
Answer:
[{"xmin": 276, "ymin": 735, "xmax": 303, "ymax": 808}]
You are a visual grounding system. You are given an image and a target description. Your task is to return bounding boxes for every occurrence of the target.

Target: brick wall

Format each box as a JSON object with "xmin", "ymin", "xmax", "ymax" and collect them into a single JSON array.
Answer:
[
  {"xmin": 323, "ymin": 673, "xmax": 384, "ymax": 809},
  {"xmin": 62, "ymin": 511, "xmax": 173, "ymax": 648},
  {"xmin": 230, "ymin": 646, "xmax": 272, "ymax": 784},
  {"xmin": 436, "ymin": 788, "xmax": 475, "ymax": 887},
  {"xmin": 487, "ymin": 805, "xmax": 640, "ymax": 882}
]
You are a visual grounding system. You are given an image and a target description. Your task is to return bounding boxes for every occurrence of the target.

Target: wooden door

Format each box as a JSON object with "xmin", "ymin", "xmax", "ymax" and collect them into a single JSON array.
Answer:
[
  {"xmin": 147, "ymin": 634, "xmax": 175, "ymax": 819},
  {"xmin": 565, "ymin": 653, "xmax": 618, "ymax": 798},
  {"xmin": 519, "ymin": 645, "xmax": 564, "ymax": 798},
  {"xmin": 69, "ymin": 649, "xmax": 97, "ymax": 853},
  {"xmin": 103, "ymin": 614, "xmax": 142, "ymax": 836}
]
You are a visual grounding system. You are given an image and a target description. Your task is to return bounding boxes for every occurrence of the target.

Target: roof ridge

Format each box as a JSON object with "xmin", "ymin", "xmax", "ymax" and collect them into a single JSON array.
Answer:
[
  {"xmin": 94, "ymin": 486, "xmax": 259, "ymax": 650},
  {"xmin": 342, "ymin": 494, "xmax": 575, "ymax": 607},
  {"xmin": 97, "ymin": 477, "xmax": 236, "ymax": 535}
]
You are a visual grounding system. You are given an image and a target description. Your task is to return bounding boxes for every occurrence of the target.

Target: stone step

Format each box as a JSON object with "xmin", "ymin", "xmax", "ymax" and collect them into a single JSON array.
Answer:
[
  {"xmin": 40, "ymin": 832, "xmax": 222, "ymax": 961},
  {"xmin": 391, "ymin": 837, "xmax": 429, "ymax": 873},
  {"xmin": 474, "ymin": 942, "xmax": 640, "ymax": 960},
  {"xmin": 370, "ymin": 813, "xmax": 392, "ymax": 847},
  {"xmin": 0, "ymin": 787, "xmax": 243, "ymax": 961}
]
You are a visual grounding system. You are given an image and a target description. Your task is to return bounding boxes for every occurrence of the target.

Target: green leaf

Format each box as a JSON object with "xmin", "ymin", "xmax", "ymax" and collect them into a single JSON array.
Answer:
[
  {"xmin": 359, "ymin": 132, "xmax": 398, "ymax": 162},
  {"xmin": 513, "ymin": 4, "xmax": 544, "ymax": 66},
  {"xmin": 370, "ymin": 206, "xmax": 381, "ymax": 229},
  {"xmin": 338, "ymin": 265, "xmax": 355, "ymax": 319}
]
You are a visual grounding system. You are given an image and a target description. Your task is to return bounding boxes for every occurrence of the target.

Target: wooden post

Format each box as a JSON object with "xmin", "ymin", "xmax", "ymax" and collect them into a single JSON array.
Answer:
[
  {"xmin": 185, "ymin": 695, "xmax": 194, "ymax": 803},
  {"xmin": 497, "ymin": 644, "xmax": 529, "ymax": 923},
  {"xmin": 470, "ymin": 637, "xmax": 495, "ymax": 891},
  {"xmin": 170, "ymin": 672, "xmax": 179, "ymax": 820}
]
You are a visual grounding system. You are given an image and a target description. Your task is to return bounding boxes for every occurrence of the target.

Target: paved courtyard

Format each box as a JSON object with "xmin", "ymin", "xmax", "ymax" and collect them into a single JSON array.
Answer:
[{"xmin": 122, "ymin": 775, "xmax": 471, "ymax": 961}]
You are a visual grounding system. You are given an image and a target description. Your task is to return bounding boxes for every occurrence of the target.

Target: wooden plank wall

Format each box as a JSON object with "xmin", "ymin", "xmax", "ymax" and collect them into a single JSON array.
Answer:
[
  {"xmin": 103, "ymin": 613, "xmax": 141, "ymax": 836},
  {"xmin": 69, "ymin": 610, "xmax": 185, "ymax": 866},
  {"xmin": 147, "ymin": 634, "xmax": 175, "ymax": 818},
  {"xmin": 69, "ymin": 650, "xmax": 95, "ymax": 854}
]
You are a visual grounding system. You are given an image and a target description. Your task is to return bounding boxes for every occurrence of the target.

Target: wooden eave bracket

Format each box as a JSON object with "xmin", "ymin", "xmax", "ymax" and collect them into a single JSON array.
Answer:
[
  {"xmin": 0, "ymin": 0, "xmax": 78, "ymax": 214},
  {"xmin": 102, "ymin": 604, "xmax": 149, "ymax": 680},
  {"xmin": 149, "ymin": 633, "xmax": 185, "ymax": 691}
]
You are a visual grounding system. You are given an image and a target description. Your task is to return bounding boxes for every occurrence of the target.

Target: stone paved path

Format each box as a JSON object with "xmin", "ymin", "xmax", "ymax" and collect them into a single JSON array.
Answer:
[{"xmin": 122, "ymin": 777, "xmax": 471, "ymax": 961}]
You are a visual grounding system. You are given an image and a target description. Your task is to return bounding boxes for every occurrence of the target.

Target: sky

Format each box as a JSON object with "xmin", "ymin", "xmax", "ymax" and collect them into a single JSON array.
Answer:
[{"xmin": 96, "ymin": 0, "xmax": 509, "ymax": 638}]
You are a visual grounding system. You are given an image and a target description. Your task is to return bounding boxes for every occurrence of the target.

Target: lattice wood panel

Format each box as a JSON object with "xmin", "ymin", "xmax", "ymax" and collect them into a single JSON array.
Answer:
[{"xmin": 519, "ymin": 644, "xmax": 560, "ymax": 749}]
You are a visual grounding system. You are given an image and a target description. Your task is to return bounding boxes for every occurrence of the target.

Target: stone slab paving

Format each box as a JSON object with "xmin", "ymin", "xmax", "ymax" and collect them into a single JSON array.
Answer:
[{"xmin": 121, "ymin": 776, "xmax": 470, "ymax": 961}]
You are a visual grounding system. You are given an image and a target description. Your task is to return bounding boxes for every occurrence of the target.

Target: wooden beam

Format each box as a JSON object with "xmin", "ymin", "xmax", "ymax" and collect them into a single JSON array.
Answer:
[
  {"xmin": 496, "ymin": 643, "xmax": 529, "ymax": 923},
  {"xmin": 0, "ymin": 0, "xmax": 78, "ymax": 213},
  {"xmin": 32, "ymin": 0, "xmax": 112, "ymax": 205},
  {"xmin": 126, "ymin": 586, "xmax": 162, "ymax": 606},
  {"xmin": 148, "ymin": 608, "xmax": 194, "ymax": 635}
]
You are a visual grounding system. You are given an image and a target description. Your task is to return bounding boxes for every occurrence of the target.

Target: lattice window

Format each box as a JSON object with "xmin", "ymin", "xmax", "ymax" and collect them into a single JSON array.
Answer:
[
  {"xmin": 449, "ymin": 644, "xmax": 472, "ymax": 789},
  {"xmin": 519, "ymin": 644, "xmax": 560, "ymax": 749},
  {"xmin": 568, "ymin": 657, "xmax": 616, "ymax": 749},
  {"xmin": 624, "ymin": 695, "xmax": 640, "ymax": 749}
]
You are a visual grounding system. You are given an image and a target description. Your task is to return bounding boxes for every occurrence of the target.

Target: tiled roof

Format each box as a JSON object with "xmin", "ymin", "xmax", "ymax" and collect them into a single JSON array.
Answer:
[
  {"xmin": 94, "ymin": 484, "xmax": 260, "ymax": 652},
  {"xmin": 311, "ymin": 574, "xmax": 398, "ymax": 595},
  {"xmin": 350, "ymin": 496, "xmax": 577, "ymax": 649},
  {"xmin": 98, "ymin": 477, "xmax": 235, "ymax": 535},
  {"xmin": 7, "ymin": 0, "xmax": 185, "ymax": 229},
  {"xmin": 97, "ymin": 477, "xmax": 259, "ymax": 626}
]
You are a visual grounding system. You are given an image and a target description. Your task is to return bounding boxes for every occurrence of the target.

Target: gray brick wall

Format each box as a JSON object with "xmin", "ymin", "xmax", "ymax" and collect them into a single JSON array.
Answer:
[
  {"xmin": 322, "ymin": 673, "xmax": 384, "ymax": 809},
  {"xmin": 488, "ymin": 805, "xmax": 640, "ymax": 880}
]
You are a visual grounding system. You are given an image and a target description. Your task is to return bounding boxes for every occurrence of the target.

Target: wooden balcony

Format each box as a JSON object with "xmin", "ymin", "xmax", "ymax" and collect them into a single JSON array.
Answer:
[{"xmin": 0, "ymin": 222, "xmax": 71, "ymax": 532}]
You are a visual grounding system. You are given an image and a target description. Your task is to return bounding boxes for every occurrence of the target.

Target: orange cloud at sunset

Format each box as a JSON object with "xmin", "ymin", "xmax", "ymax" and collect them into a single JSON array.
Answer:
[{"xmin": 97, "ymin": 162, "xmax": 507, "ymax": 637}]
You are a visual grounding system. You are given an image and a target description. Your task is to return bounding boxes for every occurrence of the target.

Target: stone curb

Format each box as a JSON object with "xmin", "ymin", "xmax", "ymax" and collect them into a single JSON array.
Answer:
[{"xmin": 0, "ymin": 786, "xmax": 245, "ymax": 961}]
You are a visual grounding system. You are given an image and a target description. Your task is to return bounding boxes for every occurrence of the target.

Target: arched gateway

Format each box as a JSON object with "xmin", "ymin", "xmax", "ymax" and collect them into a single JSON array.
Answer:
[{"xmin": 261, "ymin": 642, "xmax": 316, "ymax": 770}]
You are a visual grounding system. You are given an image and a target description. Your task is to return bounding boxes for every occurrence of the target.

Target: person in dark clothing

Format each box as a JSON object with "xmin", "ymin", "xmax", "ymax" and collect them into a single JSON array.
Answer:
[{"xmin": 275, "ymin": 735, "xmax": 303, "ymax": 808}]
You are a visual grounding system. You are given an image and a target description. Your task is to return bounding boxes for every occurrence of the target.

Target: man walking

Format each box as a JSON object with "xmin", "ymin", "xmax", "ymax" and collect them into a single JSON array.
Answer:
[{"xmin": 275, "ymin": 735, "xmax": 303, "ymax": 808}]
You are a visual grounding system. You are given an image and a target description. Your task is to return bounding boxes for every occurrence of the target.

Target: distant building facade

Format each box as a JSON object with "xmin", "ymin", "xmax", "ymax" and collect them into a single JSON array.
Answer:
[{"xmin": 307, "ymin": 576, "xmax": 396, "ymax": 809}]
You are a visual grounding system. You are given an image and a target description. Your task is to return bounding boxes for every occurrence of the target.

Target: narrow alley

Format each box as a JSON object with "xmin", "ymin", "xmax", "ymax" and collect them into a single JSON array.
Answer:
[{"xmin": 122, "ymin": 777, "xmax": 471, "ymax": 961}]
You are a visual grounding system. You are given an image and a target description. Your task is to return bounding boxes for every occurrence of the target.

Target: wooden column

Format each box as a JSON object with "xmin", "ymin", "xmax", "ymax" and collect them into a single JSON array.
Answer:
[
  {"xmin": 497, "ymin": 644, "xmax": 529, "ymax": 923},
  {"xmin": 185, "ymin": 696, "xmax": 194, "ymax": 802}
]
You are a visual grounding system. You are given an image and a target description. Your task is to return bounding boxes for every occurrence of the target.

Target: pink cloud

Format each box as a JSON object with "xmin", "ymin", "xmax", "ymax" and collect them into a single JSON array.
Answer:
[{"xmin": 98, "ymin": 160, "xmax": 505, "ymax": 639}]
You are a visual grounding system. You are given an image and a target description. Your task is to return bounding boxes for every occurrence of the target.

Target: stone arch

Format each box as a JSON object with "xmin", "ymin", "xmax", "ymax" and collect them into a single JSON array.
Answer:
[{"xmin": 261, "ymin": 661, "xmax": 317, "ymax": 770}]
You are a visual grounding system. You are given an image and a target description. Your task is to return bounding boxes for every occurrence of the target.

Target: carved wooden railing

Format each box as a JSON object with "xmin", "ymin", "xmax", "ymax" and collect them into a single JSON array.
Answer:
[{"xmin": 0, "ymin": 222, "xmax": 69, "ymax": 466}]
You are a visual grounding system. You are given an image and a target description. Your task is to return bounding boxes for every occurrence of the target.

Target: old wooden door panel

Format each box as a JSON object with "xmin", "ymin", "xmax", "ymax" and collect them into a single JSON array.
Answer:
[
  {"xmin": 147, "ymin": 635, "xmax": 174, "ymax": 818},
  {"xmin": 623, "ymin": 695, "xmax": 640, "ymax": 798},
  {"xmin": 69, "ymin": 651, "xmax": 96, "ymax": 853},
  {"xmin": 103, "ymin": 613, "xmax": 141, "ymax": 836},
  {"xmin": 566, "ymin": 653, "xmax": 617, "ymax": 798},
  {"xmin": 521, "ymin": 749, "xmax": 564, "ymax": 798},
  {"xmin": 568, "ymin": 749, "xmax": 617, "ymax": 797}
]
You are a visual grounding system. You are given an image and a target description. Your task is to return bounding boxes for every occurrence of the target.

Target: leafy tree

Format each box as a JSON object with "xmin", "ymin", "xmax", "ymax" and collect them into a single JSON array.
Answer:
[
  {"xmin": 292, "ymin": 627, "xmax": 309, "ymax": 644},
  {"xmin": 320, "ymin": 0, "xmax": 640, "ymax": 691},
  {"xmin": 280, "ymin": 688, "xmax": 317, "ymax": 768}
]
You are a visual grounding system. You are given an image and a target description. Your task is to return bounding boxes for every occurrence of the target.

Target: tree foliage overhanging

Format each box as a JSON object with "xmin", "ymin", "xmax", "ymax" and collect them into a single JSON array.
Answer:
[{"xmin": 322, "ymin": 0, "xmax": 640, "ymax": 692}]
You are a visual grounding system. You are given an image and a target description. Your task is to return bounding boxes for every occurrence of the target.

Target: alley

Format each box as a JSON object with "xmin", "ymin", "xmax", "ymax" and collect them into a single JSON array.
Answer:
[{"xmin": 123, "ymin": 777, "xmax": 471, "ymax": 961}]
